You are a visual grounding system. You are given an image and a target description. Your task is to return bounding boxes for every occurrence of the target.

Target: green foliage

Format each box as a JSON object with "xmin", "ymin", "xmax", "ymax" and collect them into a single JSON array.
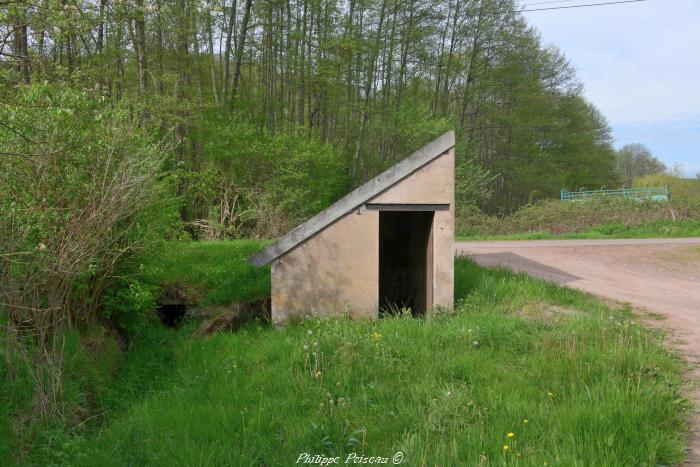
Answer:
[
  {"xmin": 455, "ymin": 158, "xmax": 495, "ymax": 211},
  {"xmin": 3, "ymin": 0, "xmax": 623, "ymax": 216},
  {"xmin": 19, "ymin": 260, "xmax": 687, "ymax": 466},
  {"xmin": 99, "ymin": 240, "xmax": 269, "ymax": 336},
  {"xmin": 0, "ymin": 83, "xmax": 179, "ymax": 327},
  {"xmin": 0, "ymin": 83, "xmax": 182, "ymax": 441},
  {"xmin": 635, "ymin": 174, "xmax": 700, "ymax": 202},
  {"xmin": 0, "ymin": 321, "xmax": 191, "ymax": 466},
  {"xmin": 459, "ymin": 197, "xmax": 700, "ymax": 238},
  {"xmin": 617, "ymin": 144, "xmax": 666, "ymax": 186},
  {"xmin": 182, "ymin": 111, "xmax": 350, "ymax": 238}
]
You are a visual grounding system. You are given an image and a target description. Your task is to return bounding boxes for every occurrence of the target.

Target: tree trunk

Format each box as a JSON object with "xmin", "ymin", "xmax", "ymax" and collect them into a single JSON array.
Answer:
[
  {"xmin": 206, "ymin": 0, "xmax": 219, "ymax": 104},
  {"xmin": 297, "ymin": 0, "xmax": 308, "ymax": 126},
  {"xmin": 155, "ymin": 0, "xmax": 165, "ymax": 94},
  {"xmin": 230, "ymin": 0, "xmax": 253, "ymax": 102},
  {"xmin": 222, "ymin": 0, "xmax": 238, "ymax": 100},
  {"xmin": 353, "ymin": 0, "xmax": 387, "ymax": 184},
  {"xmin": 135, "ymin": 0, "xmax": 148, "ymax": 98}
]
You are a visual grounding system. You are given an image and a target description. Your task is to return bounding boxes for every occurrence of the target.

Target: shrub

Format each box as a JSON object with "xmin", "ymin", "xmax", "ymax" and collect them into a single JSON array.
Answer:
[
  {"xmin": 0, "ymin": 84, "xmax": 177, "ymax": 419},
  {"xmin": 458, "ymin": 197, "xmax": 700, "ymax": 237},
  {"xmin": 182, "ymin": 111, "xmax": 350, "ymax": 239}
]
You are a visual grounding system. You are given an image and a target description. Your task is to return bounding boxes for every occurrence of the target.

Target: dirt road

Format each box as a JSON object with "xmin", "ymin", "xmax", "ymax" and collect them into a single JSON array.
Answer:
[{"xmin": 457, "ymin": 237, "xmax": 700, "ymax": 464}]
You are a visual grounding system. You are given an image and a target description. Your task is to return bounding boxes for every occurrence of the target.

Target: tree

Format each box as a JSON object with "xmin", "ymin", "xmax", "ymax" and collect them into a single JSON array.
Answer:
[
  {"xmin": 0, "ymin": 0, "xmax": 623, "ymax": 214},
  {"xmin": 616, "ymin": 143, "xmax": 666, "ymax": 186},
  {"xmin": 0, "ymin": 85, "xmax": 174, "ymax": 416}
]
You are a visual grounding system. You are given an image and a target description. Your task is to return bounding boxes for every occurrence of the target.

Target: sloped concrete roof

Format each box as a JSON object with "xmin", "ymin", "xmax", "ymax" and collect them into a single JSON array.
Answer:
[{"xmin": 248, "ymin": 130, "xmax": 455, "ymax": 266}]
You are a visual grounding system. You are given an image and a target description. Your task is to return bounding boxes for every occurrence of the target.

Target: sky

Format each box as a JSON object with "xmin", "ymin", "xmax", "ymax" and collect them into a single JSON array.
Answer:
[{"xmin": 521, "ymin": 0, "xmax": 700, "ymax": 177}]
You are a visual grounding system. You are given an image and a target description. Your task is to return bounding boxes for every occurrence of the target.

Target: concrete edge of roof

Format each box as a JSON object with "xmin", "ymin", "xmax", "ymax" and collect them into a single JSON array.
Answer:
[{"xmin": 248, "ymin": 130, "xmax": 455, "ymax": 267}]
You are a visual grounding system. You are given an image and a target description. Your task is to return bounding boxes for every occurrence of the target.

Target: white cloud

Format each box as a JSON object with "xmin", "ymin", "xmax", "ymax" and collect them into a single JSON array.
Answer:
[{"xmin": 522, "ymin": 0, "xmax": 700, "ymax": 174}]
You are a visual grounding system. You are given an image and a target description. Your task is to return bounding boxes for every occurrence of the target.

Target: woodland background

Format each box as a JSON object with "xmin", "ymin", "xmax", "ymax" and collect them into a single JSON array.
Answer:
[{"xmin": 1, "ymin": 0, "xmax": 690, "ymax": 460}]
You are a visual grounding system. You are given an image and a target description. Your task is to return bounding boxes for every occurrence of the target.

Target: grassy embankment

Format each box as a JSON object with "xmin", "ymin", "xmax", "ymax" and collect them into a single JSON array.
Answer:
[
  {"xmin": 2, "ymin": 240, "xmax": 691, "ymax": 465},
  {"xmin": 458, "ymin": 196, "xmax": 700, "ymax": 240}
]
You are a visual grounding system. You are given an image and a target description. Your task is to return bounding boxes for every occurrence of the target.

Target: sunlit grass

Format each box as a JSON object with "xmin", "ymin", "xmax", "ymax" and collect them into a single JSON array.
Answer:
[
  {"xmin": 458, "ymin": 218, "xmax": 700, "ymax": 241},
  {"xmin": 138, "ymin": 240, "xmax": 271, "ymax": 305},
  {"xmin": 45, "ymin": 258, "xmax": 689, "ymax": 466}
]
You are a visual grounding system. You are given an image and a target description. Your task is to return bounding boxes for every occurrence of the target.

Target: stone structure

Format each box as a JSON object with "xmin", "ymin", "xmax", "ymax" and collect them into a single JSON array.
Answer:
[{"xmin": 249, "ymin": 131, "xmax": 455, "ymax": 324}]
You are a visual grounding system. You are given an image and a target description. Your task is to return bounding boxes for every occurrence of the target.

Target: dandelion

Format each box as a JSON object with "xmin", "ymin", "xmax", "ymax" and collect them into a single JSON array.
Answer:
[
  {"xmin": 503, "ymin": 445, "xmax": 509, "ymax": 451},
  {"xmin": 523, "ymin": 419, "xmax": 529, "ymax": 424},
  {"xmin": 473, "ymin": 340, "xmax": 479, "ymax": 346},
  {"xmin": 507, "ymin": 432, "xmax": 514, "ymax": 438},
  {"xmin": 315, "ymin": 371, "xmax": 322, "ymax": 378},
  {"xmin": 37, "ymin": 243, "xmax": 47, "ymax": 251},
  {"xmin": 371, "ymin": 332, "xmax": 382, "ymax": 342},
  {"xmin": 303, "ymin": 344, "xmax": 309, "ymax": 351},
  {"xmin": 307, "ymin": 330, "xmax": 313, "ymax": 336},
  {"xmin": 547, "ymin": 392, "xmax": 554, "ymax": 397},
  {"xmin": 313, "ymin": 341, "xmax": 318, "ymax": 346}
]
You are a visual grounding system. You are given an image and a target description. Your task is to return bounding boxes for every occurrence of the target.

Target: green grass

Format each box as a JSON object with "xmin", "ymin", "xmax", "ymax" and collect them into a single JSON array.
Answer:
[
  {"xmin": 458, "ymin": 218, "xmax": 700, "ymax": 241},
  {"xmin": 138, "ymin": 240, "xmax": 271, "ymax": 305},
  {"xmin": 22, "ymin": 257, "xmax": 688, "ymax": 466},
  {"xmin": 458, "ymin": 197, "xmax": 700, "ymax": 240}
]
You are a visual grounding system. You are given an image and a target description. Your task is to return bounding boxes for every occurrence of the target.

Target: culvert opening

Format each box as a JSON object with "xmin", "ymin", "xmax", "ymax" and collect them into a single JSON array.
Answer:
[{"xmin": 157, "ymin": 303, "xmax": 187, "ymax": 327}]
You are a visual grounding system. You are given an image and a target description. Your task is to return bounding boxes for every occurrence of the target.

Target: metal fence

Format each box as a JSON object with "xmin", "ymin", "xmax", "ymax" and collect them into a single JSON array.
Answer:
[{"xmin": 560, "ymin": 186, "xmax": 671, "ymax": 202}]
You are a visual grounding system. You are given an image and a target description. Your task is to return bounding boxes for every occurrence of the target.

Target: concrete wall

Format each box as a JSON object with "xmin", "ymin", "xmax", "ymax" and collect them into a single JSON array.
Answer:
[
  {"xmin": 271, "ymin": 209, "xmax": 379, "ymax": 324},
  {"xmin": 271, "ymin": 147, "xmax": 454, "ymax": 323},
  {"xmin": 370, "ymin": 147, "xmax": 455, "ymax": 310}
]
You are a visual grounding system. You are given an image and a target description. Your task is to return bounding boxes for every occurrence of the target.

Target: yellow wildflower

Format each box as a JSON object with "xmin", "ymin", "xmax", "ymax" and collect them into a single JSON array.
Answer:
[
  {"xmin": 507, "ymin": 432, "xmax": 514, "ymax": 438},
  {"xmin": 503, "ymin": 445, "xmax": 509, "ymax": 451},
  {"xmin": 523, "ymin": 419, "xmax": 529, "ymax": 424}
]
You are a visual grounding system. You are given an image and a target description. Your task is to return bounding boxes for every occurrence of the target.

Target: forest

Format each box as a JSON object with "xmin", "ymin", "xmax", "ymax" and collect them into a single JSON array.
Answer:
[
  {"xmin": 1, "ymin": 0, "xmax": 689, "ymax": 463},
  {"xmin": 2, "ymin": 0, "xmax": 623, "ymax": 229}
]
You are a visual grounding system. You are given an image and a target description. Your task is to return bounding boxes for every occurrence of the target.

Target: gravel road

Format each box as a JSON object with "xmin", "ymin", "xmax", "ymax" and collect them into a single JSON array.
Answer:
[{"xmin": 457, "ymin": 237, "xmax": 700, "ymax": 464}]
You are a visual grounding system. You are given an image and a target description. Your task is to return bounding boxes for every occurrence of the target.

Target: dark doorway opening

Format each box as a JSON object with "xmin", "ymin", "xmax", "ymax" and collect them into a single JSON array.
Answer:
[{"xmin": 379, "ymin": 211, "xmax": 434, "ymax": 316}]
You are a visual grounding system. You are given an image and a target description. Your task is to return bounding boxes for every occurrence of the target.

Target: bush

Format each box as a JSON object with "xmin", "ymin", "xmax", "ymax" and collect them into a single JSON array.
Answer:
[
  {"xmin": 182, "ymin": 110, "xmax": 350, "ymax": 239},
  {"xmin": 458, "ymin": 197, "xmax": 700, "ymax": 237},
  {"xmin": 0, "ymin": 84, "xmax": 178, "ymax": 421},
  {"xmin": 634, "ymin": 174, "xmax": 700, "ymax": 202}
]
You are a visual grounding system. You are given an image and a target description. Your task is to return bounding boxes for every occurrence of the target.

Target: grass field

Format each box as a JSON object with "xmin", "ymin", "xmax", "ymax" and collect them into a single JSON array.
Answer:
[
  {"xmin": 138, "ymin": 240, "xmax": 271, "ymax": 305},
  {"xmin": 6, "ymin": 246, "xmax": 688, "ymax": 466},
  {"xmin": 458, "ymin": 218, "xmax": 700, "ymax": 241},
  {"xmin": 458, "ymin": 198, "xmax": 700, "ymax": 240}
]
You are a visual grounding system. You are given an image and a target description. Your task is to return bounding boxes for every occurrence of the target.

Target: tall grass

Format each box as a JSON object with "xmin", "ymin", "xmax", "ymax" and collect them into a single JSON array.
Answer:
[
  {"xmin": 137, "ymin": 240, "xmax": 271, "ymax": 305},
  {"xmin": 20, "ymin": 259, "xmax": 687, "ymax": 466},
  {"xmin": 458, "ymin": 198, "xmax": 700, "ymax": 239},
  {"xmin": 634, "ymin": 175, "xmax": 700, "ymax": 202}
]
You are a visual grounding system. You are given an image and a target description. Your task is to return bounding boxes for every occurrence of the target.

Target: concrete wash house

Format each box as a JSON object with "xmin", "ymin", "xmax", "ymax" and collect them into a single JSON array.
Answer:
[{"xmin": 249, "ymin": 131, "xmax": 455, "ymax": 324}]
